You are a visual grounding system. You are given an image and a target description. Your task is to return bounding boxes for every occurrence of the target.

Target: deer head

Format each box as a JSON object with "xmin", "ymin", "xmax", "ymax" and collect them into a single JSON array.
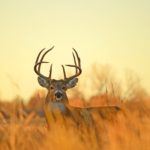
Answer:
[{"xmin": 34, "ymin": 46, "xmax": 82, "ymax": 103}]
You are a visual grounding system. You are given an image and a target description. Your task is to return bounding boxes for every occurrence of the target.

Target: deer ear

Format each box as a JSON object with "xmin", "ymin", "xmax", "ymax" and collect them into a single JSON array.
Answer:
[
  {"xmin": 66, "ymin": 78, "xmax": 78, "ymax": 89},
  {"xmin": 37, "ymin": 76, "xmax": 50, "ymax": 88}
]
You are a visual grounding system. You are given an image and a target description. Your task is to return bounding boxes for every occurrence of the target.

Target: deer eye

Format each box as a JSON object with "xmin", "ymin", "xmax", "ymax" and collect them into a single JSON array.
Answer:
[
  {"xmin": 50, "ymin": 85, "xmax": 54, "ymax": 90},
  {"xmin": 62, "ymin": 86, "xmax": 66, "ymax": 90}
]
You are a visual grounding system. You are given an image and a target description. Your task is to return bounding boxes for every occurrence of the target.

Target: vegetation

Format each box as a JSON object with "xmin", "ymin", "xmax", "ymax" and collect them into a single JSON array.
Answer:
[{"xmin": 0, "ymin": 65, "xmax": 150, "ymax": 150}]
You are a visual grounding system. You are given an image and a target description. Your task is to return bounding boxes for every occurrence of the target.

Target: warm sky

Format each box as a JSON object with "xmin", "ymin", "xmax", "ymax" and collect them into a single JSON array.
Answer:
[{"xmin": 0, "ymin": 0, "xmax": 150, "ymax": 100}]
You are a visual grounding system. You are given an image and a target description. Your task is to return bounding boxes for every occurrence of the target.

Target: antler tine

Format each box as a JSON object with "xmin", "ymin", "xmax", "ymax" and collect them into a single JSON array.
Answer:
[
  {"xmin": 35, "ymin": 48, "xmax": 45, "ymax": 65},
  {"xmin": 62, "ymin": 65, "xmax": 67, "ymax": 80},
  {"xmin": 72, "ymin": 52, "xmax": 78, "ymax": 74},
  {"xmin": 38, "ymin": 46, "xmax": 54, "ymax": 73},
  {"xmin": 34, "ymin": 46, "xmax": 54, "ymax": 79},
  {"xmin": 49, "ymin": 64, "xmax": 53, "ymax": 80},
  {"xmin": 72, "ymin": 48, "xmax": 81, "ymax": 68},
  {"xmin": 34, "ymin": 48, "xmax": 48, "ymax": 79},
  {"xmin": 63, "ymin": 48, "xmax": 82, "ymax": 81}
]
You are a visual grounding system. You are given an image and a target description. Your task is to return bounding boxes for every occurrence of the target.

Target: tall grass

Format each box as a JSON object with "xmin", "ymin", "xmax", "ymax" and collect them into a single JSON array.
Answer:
[
  {"xmin": 0, "ymin": 93, "xmax": 150, "ymax": 150},
  {"xmin": 0, "ymin": 65, "xmax": 149, "ymax": 150}
]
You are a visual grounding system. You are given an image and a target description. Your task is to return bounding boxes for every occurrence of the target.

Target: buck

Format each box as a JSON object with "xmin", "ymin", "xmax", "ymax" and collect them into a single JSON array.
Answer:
[{"xmin": 34, "ymin": 46, "xmax": 120, "ymax": 127}]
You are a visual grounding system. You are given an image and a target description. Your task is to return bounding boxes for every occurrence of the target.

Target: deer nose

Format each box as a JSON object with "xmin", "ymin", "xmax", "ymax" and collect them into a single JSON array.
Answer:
[{"xmin": 55, "ymin": 92, "xmax": 63, "ymax": 98}]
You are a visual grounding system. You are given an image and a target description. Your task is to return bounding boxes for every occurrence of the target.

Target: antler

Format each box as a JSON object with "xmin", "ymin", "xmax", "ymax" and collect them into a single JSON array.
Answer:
[
  {"xmin": 34, "ymin": 46, "xmax": 54, "ymax": 79},
  {"xmin": 62, "ymin": 48, "xmax": 82, "ymax": 81}
]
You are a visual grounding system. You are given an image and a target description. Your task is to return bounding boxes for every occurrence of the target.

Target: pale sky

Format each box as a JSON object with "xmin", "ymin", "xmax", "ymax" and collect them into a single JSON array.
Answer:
[{"xmin": 0, "ymin": 0, "xmax": 150, "ymax": 100}]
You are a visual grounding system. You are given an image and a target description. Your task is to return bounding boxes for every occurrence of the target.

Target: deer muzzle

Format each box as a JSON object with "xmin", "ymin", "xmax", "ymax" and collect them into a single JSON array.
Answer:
[{"xmin": 55, "ymin": 91, "xmax": 63, "ymax": 101}]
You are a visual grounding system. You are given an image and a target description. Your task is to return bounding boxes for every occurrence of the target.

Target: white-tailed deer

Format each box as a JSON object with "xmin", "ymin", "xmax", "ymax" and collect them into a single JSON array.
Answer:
[{"xmin": 34, "ymin": 46, "xmax": 120, "ymax": 127}]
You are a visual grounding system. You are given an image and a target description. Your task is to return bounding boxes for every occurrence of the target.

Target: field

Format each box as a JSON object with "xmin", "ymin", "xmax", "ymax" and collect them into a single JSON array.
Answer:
[
  {"xmin": 0, "ymin": 65, "xmax": 150, "ymax": 150},
  {"xmin": 0, "ymin": 90, "xmax": 150, "ymax": 150}
]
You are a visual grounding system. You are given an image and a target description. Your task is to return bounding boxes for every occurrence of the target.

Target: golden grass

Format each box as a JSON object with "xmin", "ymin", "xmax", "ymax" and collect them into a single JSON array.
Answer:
[{"xmin": 0, "ymin": 93, "xmax": 150, "ymax": 150}]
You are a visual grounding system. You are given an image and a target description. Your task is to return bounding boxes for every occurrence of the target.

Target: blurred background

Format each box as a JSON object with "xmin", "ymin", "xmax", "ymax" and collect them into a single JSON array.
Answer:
[{"xmin": 0, "ymin": 0, "xmax": 150, "ymax": 101}]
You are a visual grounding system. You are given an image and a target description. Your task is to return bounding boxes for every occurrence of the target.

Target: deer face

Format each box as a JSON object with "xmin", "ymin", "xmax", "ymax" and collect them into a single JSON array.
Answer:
[
  {"xmin": 37, "ymin": 76, "xmax": 78, "ymax": 102},
  {"xmin": 34, "ymin": 46, "xmax": 81, "ymax": 103}
]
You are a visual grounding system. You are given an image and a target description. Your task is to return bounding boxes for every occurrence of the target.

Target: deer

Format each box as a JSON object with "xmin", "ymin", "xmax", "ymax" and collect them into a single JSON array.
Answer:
[{"xmin": 34, "ymin": 46, "xmax": 120, "ymax": 128}]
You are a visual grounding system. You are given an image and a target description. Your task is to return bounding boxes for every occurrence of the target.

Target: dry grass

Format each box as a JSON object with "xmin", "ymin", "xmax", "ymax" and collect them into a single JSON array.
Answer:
[{"xmin": 0, "ymin": 92, "xmax": 150, "ymax": 150}]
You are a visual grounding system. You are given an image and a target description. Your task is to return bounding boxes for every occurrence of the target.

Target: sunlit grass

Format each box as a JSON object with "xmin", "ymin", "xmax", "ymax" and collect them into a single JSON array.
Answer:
[
  {"xmin": 0, "ymin": 93, "xmax": 150, "ymax": 150},
  {"xmin": 0, "ymin": 66, "xmax": 150, "ymax": 150}
]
